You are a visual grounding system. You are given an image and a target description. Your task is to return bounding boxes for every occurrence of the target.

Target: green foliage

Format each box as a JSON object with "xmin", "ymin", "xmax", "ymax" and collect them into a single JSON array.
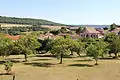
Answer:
[
  {"xmin": 50, "ymin": 30, "xmax": 60, "ymax": 35},
  {"xmin": 4, "ymin": 60, "xmax": 13, "ymax": 73},
  {"xmin": 60, "ymin": 27, "xmax": 67, "ymax": 33},
  {"xmin": 109, "ymin": 37, "xmax": 120, "ymax": 58},
  {"xmin": 0, "ymin": 26, "xmax": 50, "ymax": 35},
  {"xmin": 37, "ymin": 38, "xmax": 53, "ymax": 53},
  {"xmin": 76, "ymin": 27, "xmax": 84, "ymax": 33},
  {"xmin": 68, "ymin": 38, "xmax": 85, "ymax": 56},
  {"xmin": 110, "ymin": 23, "xmax": 117, "ymax": 30},
  {"xmin": 86, "ymin": 39, "xmax": 109, "ymax": 65},
  {"xmin": 0, "ymin": 33, "xmax": 13, "ymax": 57},
  {"xmin": 14, "ymin": 34, "xmax": 41, "ymax": 61},
  {"xmin": 104, "ymin": 33, "xmax": 120, "ymax": 58},
  {"xmin": 75, "ymin": 39, "xmax": 86, "ymax": 56},
  {"xmin": 50, "ymin": 37, "xmax": 72, "ymax": 64},
  {"xmin": 104, "ymin": 33, "xmax": 118, "ymax": 43},
  {"xmin": 103, "ymin": 27, "xmax": 108, "ymax": 30}
]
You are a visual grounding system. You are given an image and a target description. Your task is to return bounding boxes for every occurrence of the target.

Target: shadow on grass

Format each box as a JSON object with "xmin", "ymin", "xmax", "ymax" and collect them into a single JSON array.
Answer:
[
  {"xmin": 0, "ymin": 60, "xmax": 23, "ymax": 64},
  {"xmin": 10, "ymin": 60, "xmax": 23, "ymax": 63},
  {"xmin": 99, "ymin": 57, "xmax": 114, "ymax": 60},
  {"xmin": 35, "ymin": 54, "xmax": 75, "ymax": 58},
  {"xmin": 63, "ymin": 56, "xmax": 75, "ymax": 58},
  {"xmin": 35, "ymin": 54, "xmax": 56, "ymax": 58},
  {"xmin": 32, "ymin": 58, "xmax": 52, "ymax": 61},
  {"xmin": 24, "ymin": 62, "xmax": 55, "ymax": 67},
  {"xmin": 78, "ymin": 55, "xmax": 87, "ymax": 58},
  {"xmin": 74, "ymin": 59, "xmax": 92, "ymax": 62},
  {"xmin": 68, "ymin": 64, "xmax": 93, "ymax": 67},
  {"xmin": 0, "ymin": 73, "xmax": 8, "ymax": 75},
  {"xmin": 8, "ymin": 57, "xmax": 24, "ymax": 59},
  {"xmin": 0, "ymin": 73, "xmax": 13, "ymax": 75},
  {"xmin": 0, "ymin": 61, "xmax": 5, "ymax": 65}
]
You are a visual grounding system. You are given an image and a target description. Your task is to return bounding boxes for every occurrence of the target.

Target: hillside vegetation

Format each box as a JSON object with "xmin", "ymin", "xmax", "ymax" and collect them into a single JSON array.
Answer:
[{"xmin": 0, "ymin": 16, "xmax": 65, "ymax": 26}]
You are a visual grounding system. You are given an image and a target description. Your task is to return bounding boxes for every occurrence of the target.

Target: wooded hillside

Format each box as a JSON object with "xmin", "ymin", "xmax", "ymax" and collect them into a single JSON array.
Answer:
[{"xmin": 0, "ymin": 16, "xmax": 65, "ymax": 26}]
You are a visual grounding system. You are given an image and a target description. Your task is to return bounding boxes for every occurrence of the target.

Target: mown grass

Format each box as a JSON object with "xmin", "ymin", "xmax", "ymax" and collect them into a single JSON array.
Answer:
[{"xmin": 0, "ymin": 54, "xmax": 120, "ymax": 80}]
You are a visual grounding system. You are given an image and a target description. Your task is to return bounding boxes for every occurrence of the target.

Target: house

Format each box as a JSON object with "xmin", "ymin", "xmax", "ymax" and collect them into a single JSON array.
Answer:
[
  {"xmin": 79, "ymin": 27, "xmax": 104, "ymax": 38},
  {"xmin": 38, "ymin": 32, "xmax": 55, "ymax": 40},
  {"xmin": 5, "ymin": 34, "xmax": 21, "ymax": 41}
]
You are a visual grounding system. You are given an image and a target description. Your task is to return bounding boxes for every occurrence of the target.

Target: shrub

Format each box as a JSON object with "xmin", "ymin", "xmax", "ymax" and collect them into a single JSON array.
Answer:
[{"xmin": 4, "ymin": 60, "xmax": 13, "ymax": 74}]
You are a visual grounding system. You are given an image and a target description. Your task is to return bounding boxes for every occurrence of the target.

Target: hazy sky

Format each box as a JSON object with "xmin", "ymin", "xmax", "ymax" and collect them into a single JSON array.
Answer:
[{"xmin": 0, "ymin": 0, "xmax": 120, "ymax": 25}]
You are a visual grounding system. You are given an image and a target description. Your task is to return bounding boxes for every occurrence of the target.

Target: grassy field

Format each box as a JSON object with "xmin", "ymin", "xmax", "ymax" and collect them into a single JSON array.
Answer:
[
  {"xmin": 0, "ymin": 55, "xmax": 120, "ymax": 80},
  {"xmin": 41, "ymin": 25, "xmax": 68, "ymax": 30},
  {"xmin": 0, "ymin": 23, "xmax": 67, "ymax": 30},
  {"xmin": 0, "ymin": 23, "xmax": 32, "ymax": 28}
]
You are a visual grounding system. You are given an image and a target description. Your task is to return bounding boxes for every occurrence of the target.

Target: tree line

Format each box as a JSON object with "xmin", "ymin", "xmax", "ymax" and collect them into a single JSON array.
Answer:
[
  {"xmin": 0, "ymin": 26, "xmax": 50, "ymax": 35},
  {"xmin": 0, "ymin": 32, "xmax": 120, "ymax": 65},
  {"xmin": 0, "ymin": 16, "xmax": 65, "ymax": 26}
]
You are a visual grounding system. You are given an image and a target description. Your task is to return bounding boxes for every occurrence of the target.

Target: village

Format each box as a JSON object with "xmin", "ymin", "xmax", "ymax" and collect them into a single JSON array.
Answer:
[
  {"xmin": 0, "ymin": 0, "xmax": 120, "ymax": 80},
  {"xmin": 3, "ymin": 23, "xmax": 119, "ymax": 41}
]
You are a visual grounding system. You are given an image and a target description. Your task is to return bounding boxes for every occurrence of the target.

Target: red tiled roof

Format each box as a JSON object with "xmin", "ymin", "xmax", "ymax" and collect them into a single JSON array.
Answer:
[{"xmin": 5, "ymin": 34, "xmax": 21, "ymax": 41}]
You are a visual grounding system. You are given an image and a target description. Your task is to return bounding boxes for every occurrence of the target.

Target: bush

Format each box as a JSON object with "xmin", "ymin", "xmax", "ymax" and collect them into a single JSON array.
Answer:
[{"xmin": 4, "ymin": 60, "xmax": 13, "ymax": 73}]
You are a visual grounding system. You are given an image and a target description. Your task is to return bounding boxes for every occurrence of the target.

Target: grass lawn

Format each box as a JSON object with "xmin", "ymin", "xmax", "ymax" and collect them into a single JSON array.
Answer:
[{"xmin": 0, "ymin": 55, "xmax": 120, "ymax": 80}]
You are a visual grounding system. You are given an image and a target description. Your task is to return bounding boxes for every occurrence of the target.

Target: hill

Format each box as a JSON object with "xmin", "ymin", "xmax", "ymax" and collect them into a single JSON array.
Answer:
[{"xmin": 0, "ymin": 16, "xmax": 65, "ymax": 26}]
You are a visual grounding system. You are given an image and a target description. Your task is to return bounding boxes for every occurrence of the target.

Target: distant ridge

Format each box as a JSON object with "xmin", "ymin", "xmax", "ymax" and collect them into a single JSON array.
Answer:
[
  {"xmin": 69, "ymin": 25, "xmax": 110, "ymax": 28},
  {"xmin": 0, "ymin": 16, "xmax": 65, "ymax": 26}
]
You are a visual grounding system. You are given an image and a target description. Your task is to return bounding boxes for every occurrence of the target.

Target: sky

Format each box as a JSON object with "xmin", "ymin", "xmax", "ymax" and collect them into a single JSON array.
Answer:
[{"xmin": 0, "ymin": 0, "xmax": 120, "ymax": 25}]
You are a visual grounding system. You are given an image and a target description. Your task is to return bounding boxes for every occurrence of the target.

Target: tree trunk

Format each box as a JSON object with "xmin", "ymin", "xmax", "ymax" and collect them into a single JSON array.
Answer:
[
  {"xmin": 13, "ymin": 75, "xmax": 15, "ymax": 80},
  {"xmin": 77, "ymin": 51, "xmax": 81, "ymax": 57},
  {"xmin": 70, "ymin": 50, "xmax": 73, "ymax": 55},
  {"xmin": 114, "ymin": 53, "xmax": 118, "ymax": 59},
  {"xmin": 95, "ymin": 58, "xmax": 98, "ymax": 65},
  {"xmin": 24, "ymin": 54, "xmax": 27, "ymax": 62},
  {"xmin": 59, "ymin": 54, "xmax": 63, "ymax": 64}
]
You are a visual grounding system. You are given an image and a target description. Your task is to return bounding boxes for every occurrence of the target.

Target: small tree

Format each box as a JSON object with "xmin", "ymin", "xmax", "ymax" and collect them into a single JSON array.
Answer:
[
  {"xmin": 76, "ymin": 27, "xmax": 84, "ymax": 34},
  {"xmin": 15, "ymin": 34, "xmax": 41, "ymax": 61},
  {"xmin": 69, "ymin": 39, "xmax": 85, "ymax": 56},
  {"xmin": 75, "ymin": 39, "xmax": 86, "ymax": 56},
  {"xmin": 86, "ymin": 40, "xmax": 109, "ymax": 65},
  {"xmin": 4, "ymin": 60, "xmax": 13, "ymax": 74},
  {"xmin": 111, "ymin": 38, "xmax": 120, "ymax": 58},
  {"xmin": 50, "ymin": 30, "xmax": 60, "ymax": 35},
  {"xmin": 37, "ymin": 38, "xmax": 53, "ymax": 53},
  {"xmin": 50, "ymin": 37, "xmax": 70, "ymax": 64},
  {"xmin": 110, "ymin": 23, "xmax": 117, "ymax": 30},
  {"xmin": 87, "ymin": 44, "xmax": 102, "ymax": 65},
  {"xmin": 0, "ymin": 33, "xmax": 13, "ymax": 58},
  {"xmin": 104, "ymin": 33, "xmax": 120, "ymax": 58}
]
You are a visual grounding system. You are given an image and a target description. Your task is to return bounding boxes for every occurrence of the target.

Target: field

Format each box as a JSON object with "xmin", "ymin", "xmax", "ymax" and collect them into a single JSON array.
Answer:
[
  {"xmin": 0, "ymin": 23, "xmax": 32, "ymax": 28},
  {"xmin": 41, "ymin": 25, "xmax": 68, "ymax": 30},
  {"xmin": 0, "ymin": 55, "xmax": 120, "ymax": 80},
  {"xmin": 0, "ymin": 23, "xmax": 67, "ymax": 30}
]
